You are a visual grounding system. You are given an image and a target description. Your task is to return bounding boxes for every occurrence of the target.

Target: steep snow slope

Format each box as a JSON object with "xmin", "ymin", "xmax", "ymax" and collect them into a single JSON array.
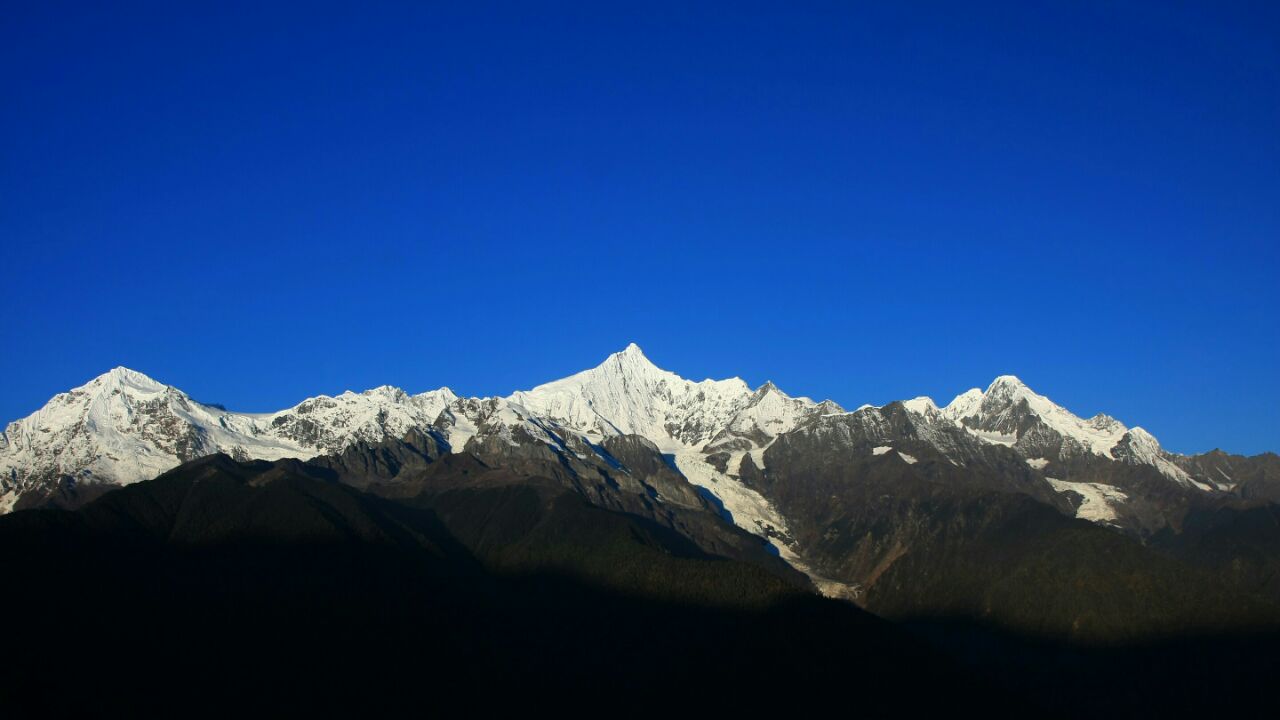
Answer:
[{"xmin": 508, "ymin": 343, "xmax": 754, "ymax": 450}]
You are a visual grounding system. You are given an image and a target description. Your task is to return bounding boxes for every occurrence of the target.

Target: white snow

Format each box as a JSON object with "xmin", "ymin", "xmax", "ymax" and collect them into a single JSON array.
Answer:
[
  {"xmin": 942, "ymin": 388, "xmax": 984, "ymax": 422},
  {"xmin": 0, "ymin": 367, "xmax": 459, "ymax": 503},
  {"xmin": 970, "ymin": 430, "xmax": 1017, "ymax": 447},
  {"xmin": 0, "ymin": 346, "xmax": 1228, "ymax": 550},
  {"xmin": 1046, "ymin": 478, "xmax": 1129, "ymax": 523},
  {"xmin": 671, "ymin": 449, "xmax": 796, "ymax": 556},
  {"xmin": 508, "ymin": 343, "xmax": 753, "ymax": 452},
  {"xmin": 936, "ymin": 376, "xmax": 1202, "ymax": 484},
  {"xmin": 943, "ymin": 376, "xmax": 1130, "ymax": 458},
  {"xmin": 702, "ymin": 381, "xmax": 838, "ymax": 456},
  {"xmin": 902, "ymin": 397, "xmax": 938, "ymax": 416},
  {"xmin": 1117, "ymin": 427, "xmax": 1207, "ymax": 489}
]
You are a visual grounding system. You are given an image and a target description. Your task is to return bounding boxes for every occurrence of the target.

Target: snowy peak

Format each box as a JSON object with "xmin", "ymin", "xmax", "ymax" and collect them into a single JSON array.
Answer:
[
  {"xmin": 755, "ymin": 380, "xmax": 782, "ymax": 397},
  {"xmin": 506, "ymin": 344, "xmax": 843, "ymax": 455},
  {"xmin": 97, "ymin": 366, "xmax": 168, "ymax": 393},
  {"xmin": 598, "ymin": 342, "xmax": 662, "ymax": 374},
  {"xmin": 2, "ymin": 367, "xmax": 257, "ymax": 492},
  {"xmin": 11, "ymin": 367, "xmax": 188, "ymax": 445},
  {"xmin": 973, "ymin": 375, "xmax": 1042, "ymax": 419},
  {"xmin": 414, "ymin": 387, "xmax": 459, "ymax": 416},
  {"xmin": 509, "ymin": 344, "xmax": 753, "ymax": 449},
  {"xmin": 522, "ymin": 343, "xmax": 681, "ymax": 397},
  {"xmin": 1087, "ymin": 413, "xmax": 1125, "ymax": 433},
  {"xmin": 932, "ymin": 375, "xmax": 1194, "ymax": 483},
  {"xmin": 968, "ymin": 375, "xmax": 1038, "ymax": 410},
  {"xmin": 0, "ymin": 353, "xmax": 1237, "ymax": 518},
  {"xmin": 0, "ymin": 367, "xmax": 463, "ymax": 507},
  {"xmin": 704, "ymin": 379, "xmax": 839, "ymax": 454},
  {"xmin": 986, "ymin": 374, "xmax": 1030, "ymax": 394},
  {"xmin": 943, "ymin": 388, "xmax": 985, "ymax": 420},
  {"xmin": 1111, "ymin": 427, "xmax": 1204, "ymax": 489},
  {"xmin": 902, "ymin": 396, "xmax": 940, "ymax": 417},
  {"xmin": 433, "ymin": 395, "xmax": 568, "ymax": 456},
  {"xmin": 265, "ymin": 381, "xmax": 455, "ymax": 455},
  {"xmin": 1115, "ymin": 427, "xmax": 1164, "ymax": 461},
  {"xmin": 353, "ymin": 385, "xmax": 410, "ymax": 403},
  {"xmin": 618, "ymin": 341, "xmax": 648, "ymax": 359}
]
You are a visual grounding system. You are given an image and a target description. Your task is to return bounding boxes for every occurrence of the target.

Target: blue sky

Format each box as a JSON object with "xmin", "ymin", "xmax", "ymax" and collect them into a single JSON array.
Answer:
[{"xmin": 2, "ymin": 1, "xmax": 1277, "ymax": 454}]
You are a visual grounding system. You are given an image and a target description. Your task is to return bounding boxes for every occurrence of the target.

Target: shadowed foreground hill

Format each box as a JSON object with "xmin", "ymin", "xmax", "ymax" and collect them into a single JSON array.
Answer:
[{"xmin": 0, "ymin": 456, "xmax": 1020, "ymax": 717}]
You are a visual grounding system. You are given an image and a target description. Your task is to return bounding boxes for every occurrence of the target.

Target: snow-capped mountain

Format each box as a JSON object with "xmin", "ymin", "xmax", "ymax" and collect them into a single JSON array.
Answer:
[
  {"xmin": 0, "ymin": 345, "xmax": 1241, "ymax": 539},
  {"xmin": 508, "ymin": 343, "xmax": 760, "ymax": 450},
  {"xmin": 929, "ymin": 374, "xmax": 1204, "ymax": 488},
  {"xmin": 0, "ymin": 367, "xmax": 456, "ymax": 512},
  {"xmin": 941, "ymin": 375, "xmax": 1130, "ymax": 458}
]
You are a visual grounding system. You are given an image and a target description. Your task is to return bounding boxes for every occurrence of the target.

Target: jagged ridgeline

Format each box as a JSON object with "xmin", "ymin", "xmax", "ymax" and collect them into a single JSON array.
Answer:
[
  {"xmin": 4, "ymin": 345, "xmax": 1277, "ymax": 543},
  {"xmin": 4, "ymin": 346, "xmax": 1280, "ymax": 589},
  {"xmin": 2, "ymin": 345, "xmax": 1280, "ymax": 716}
]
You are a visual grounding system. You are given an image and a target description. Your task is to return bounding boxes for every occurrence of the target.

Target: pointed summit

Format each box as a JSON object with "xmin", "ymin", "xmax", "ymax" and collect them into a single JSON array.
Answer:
[
  {"xmin": 419, "ymin": 386, "xmax": 459, "ymax": 403},
  {"xmin": 1113, "ymin": 426, "xmax": 1198, "ymax": 486},
  {"xmin": 943, "ymin": 388, "xmax": 985, "ymax": 421},
  {"xmin": 986, "ymin": 375, "xmax": 1029, "ymax": 394},
  {"xmin": 941, "ymin": 373, "xmax": 1135, "ymax": 461},
  {"xmin": 359, "ymin": 385, "xmax": 411, "ymax": 403},
  {"xmin": 1126, "ymin": 426, "xmax": 1159, "ymax": 445},
  {"xmin": 902, "ymin": 396, "xmax": 939, "ymax": 416},
  {"xmin": 89, "ymin": 366, "xmax": 167, "ymax": 394},
  {"xmin": 603, "ymin": 342, "xmax": 658, "ymax": 369},
  {"xmin": 510, "ymin": 343, "xmax": 753, "ymax": 449}
]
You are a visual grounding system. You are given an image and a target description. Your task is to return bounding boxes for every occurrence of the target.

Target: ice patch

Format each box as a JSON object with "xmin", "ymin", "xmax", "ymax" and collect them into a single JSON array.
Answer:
[
  {"xmin": 670, "ymin": 449, "xmax": 859, "ymax": 599},
  {"xmin": 672, "ymin": 450, "xmax": 795, "ymax": 553},
  {"xmin": 1046, "ymin": 478, "xmax": 1128, "ymax": 523},
  {"xmin": 898, "ymin": 452, "xmax": 918, "ymax": 465},
  {"xmin": 1026, "ymin": 457, "xmax": 1050, "ymax": 470},
  {"xmin": 968, "ymin": 429, "xmax": 1017, "ymax": 447},
  {"xmin": 872, "ymin": 446, "xmax": 893, "ymax": 456}
]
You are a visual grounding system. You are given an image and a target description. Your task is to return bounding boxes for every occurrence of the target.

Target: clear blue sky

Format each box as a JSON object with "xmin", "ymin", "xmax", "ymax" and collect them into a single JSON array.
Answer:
[{"xmin": 2, "ymin": 2, "xmax": 1277, "ymax": 455}]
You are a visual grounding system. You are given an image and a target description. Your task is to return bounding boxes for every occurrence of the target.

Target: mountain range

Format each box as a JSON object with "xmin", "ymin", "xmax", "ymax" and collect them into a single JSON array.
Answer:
[
  {"xmin": 6, "ymin": 344, "xmax": 1280, "ymax": 604},
  {"xmin": 4, "ymin": 344, "xmax": 1280, "ymax": 716},
  {"xmin": 4, "ymin": 344, "xmax": 1273, "ymax": 537}
]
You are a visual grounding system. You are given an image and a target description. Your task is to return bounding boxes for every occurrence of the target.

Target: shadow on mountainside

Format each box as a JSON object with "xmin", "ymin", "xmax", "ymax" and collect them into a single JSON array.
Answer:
[
  {"xmin": 2, "ymin": 453, "xmax": 1279, "ymax": 717},
  {"xmin": 903, "ymin": 616, "xmax": 1280, "ymax": 719},
  {"xmin": 0, "ymin": 457, "xmax": 1027, "ymax": 718}
]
